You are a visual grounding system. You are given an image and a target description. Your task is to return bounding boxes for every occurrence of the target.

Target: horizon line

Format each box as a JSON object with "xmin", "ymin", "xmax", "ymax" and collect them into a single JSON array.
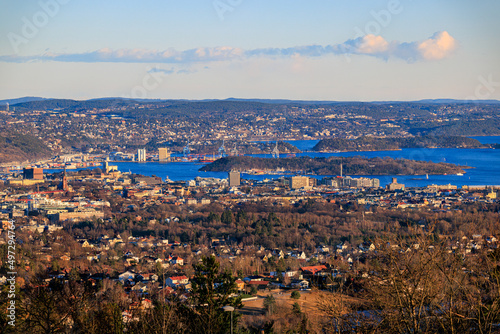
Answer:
[{"xmin": 1, "ymin": 96, "xmax": 499, "ymax": 105}]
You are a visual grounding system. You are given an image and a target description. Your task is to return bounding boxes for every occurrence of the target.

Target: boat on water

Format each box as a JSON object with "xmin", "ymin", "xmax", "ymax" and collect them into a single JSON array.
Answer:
[{"xmin": 456, "ymin": 173, "xmax": 464, "ymax": 176}]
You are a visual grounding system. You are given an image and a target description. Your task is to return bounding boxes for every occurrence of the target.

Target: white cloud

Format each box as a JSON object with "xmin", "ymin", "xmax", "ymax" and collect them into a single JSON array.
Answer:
[
  {"xmin": 417, "ymin": 31, "xmax": 457, "ymax": 60},
  {"xmin": 355, "ymin": 35, "xmax": 390, "ymax": 54},
  {"xmin": 0, "ymin": 32, "xmax": 456, "ymax": 64}
]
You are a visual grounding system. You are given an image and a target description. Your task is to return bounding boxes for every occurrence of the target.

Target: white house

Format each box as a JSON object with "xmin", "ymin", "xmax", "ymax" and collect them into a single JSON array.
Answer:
[
  {"xmin": 170, "ymin": 256, "xmax": 184, "ymax": 266},
  {"xmin": 118, "ymin": 270, "xmax": 136, "ymax": 282},
  {"xmin": 137, "ymin": 273, "xmax": 158, "ymax": 282},
  {"xmin": 291, "ymin": 251, "xmax": 306, "ymax": 260},
  {"xmin": 291, "ymin": 280, "xmax": 309, "ymax": 289}
]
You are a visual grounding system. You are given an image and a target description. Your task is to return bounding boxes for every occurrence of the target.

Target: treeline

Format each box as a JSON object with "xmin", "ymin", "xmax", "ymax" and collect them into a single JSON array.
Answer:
[
  {"xmin": 318, "ymin": 236, "xmax": 500, "ymax": 334},
  {"xmin": 312, "ymin": 136, "xmax": 488, "ymax": 152},
  {"xmin": 3, "ymin": 233, "xmax": 500, "ymax": 333},
  {"xmin": 199, "ymin": 155, "xmax": 466, "ymax": 175},
  {"xmin": 68, "ymin": 194, "xmax": 500, "ymax": 255},
  {"xmin": 0, "ymin": 256, "xmax": 242, "ymax": 334}
]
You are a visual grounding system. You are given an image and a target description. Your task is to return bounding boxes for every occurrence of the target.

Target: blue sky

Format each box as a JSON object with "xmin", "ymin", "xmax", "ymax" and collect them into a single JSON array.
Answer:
[{"xmin": 0, "ymin": 0, "xmax": 499, "ymax": 101}]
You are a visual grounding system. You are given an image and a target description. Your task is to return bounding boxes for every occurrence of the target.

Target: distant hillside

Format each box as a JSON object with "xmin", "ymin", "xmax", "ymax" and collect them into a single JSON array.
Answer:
[
  {"xmin": 10, "ymin": 98, "xmax": 144, "ymax": 111},
  {"xmin": 312, "ymin": 136, "xmax": 488, "ymax": 152},
  {"xmin": 0, "ymin": 133, "xmax": 52, "ymax": 163},
  {"xmin": 200, "ymin": 156, "xmax": 467, "ymax": 175},
  {"xmin": 416, "ymin": 99, "xmax": 500, "ymax": 104},
  {"xmin": 8, "ymin": 98, "xmax": 281, "ymax": 118},
  {"xmin": 11, "ymin": 97, "xmax": 500, "ymax": 114},
  {"xmin": 410, "ymin": 120, "xmax": 500, "ymax": 137},
  {"xmin": 0, "ymin": 97, "xmax": 46, "ymax": 106}
]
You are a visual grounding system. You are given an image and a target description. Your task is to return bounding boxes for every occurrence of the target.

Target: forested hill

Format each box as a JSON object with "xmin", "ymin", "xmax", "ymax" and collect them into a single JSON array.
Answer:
[
  {"xmin": 312, "ymin": 136, "xmax": 488, "ymax": 152},
  {"xmin": 0, "ymin": 132, "xmax": 52, "ymax": 163},
  {"xmin": 10, "ymin": 98, "xmax": 142, "ymax": 111},
  {"xmin": 199, "ymin": 156, "xmax": 467, "ymax": 175}
]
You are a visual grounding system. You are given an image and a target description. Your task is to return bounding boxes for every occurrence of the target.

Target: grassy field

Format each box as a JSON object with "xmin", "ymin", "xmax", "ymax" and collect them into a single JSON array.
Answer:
[{"xmin": 239, "ymin": 288, "xmax": 364, "ymax": 332}]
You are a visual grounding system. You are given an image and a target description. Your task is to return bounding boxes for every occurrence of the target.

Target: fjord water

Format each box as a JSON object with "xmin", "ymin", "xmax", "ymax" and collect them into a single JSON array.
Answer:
[
  {"xmin": 469, "ymin": 136, "xmax": 500, "ymax": 144},
  {"xmin": 111, "ymin": 136, "xmax": 500, "ymax": 187}
]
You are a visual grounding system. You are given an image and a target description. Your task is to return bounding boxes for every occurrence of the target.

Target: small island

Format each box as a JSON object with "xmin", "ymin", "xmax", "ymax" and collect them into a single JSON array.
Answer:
[
  {"xmin": 199, "ymin": 156, "xmax": 468, "ymax": 175},
  {"xmin": 312, "ymin": 136, "xmax": 489, "ymax": 152}
]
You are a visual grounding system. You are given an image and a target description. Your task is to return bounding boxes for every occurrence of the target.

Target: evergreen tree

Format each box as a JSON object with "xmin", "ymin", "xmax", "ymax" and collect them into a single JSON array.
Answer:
[
  {"xmin": 221, "ymin": 210, "xmax": 233, "ymax": 225},
  {"xmin": 181, "ymin": 255, "xmax": 242, "ymax": 334}
]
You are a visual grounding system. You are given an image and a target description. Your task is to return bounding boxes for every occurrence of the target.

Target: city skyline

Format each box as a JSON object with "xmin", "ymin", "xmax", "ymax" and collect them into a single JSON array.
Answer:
[{"xmin": 1, "ymin": 0, "xmax": 499, "ymax": 101}]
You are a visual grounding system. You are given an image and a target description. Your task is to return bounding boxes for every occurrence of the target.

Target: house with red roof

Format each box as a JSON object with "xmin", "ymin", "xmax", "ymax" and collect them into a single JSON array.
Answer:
[
  {"xmin": 300, "ymin": 265, "xmax": 327, "ymax": 275},
  {"xmin": 170, "ymin": 256, "xmax": 184, "ymax": 266},
  {"xmin": 165, "ymin": 275, "xmax": 189, "ymax": 288}
]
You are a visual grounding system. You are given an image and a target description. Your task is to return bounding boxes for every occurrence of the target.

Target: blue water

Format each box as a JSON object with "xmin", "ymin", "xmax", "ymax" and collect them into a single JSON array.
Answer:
[
  {"xmin": 243, "ymin": 147, "xmax": 499, "ymax": 187},
  {"xmin": 49, "ymin": 137, "xmax": 500, "ymax": 187},
  {"xmin": 469, "ymin": 136, "xmax": 500, "ymax": 144}
]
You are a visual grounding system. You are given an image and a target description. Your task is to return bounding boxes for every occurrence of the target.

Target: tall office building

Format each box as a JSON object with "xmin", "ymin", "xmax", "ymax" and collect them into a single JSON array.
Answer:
[
  {"xmin": 158, "ymin": 147, "xmax": 171, "ymax": 161},
  {"xmin": 137, "ymin": 149, "xmax": 146, "ymax": 162},
  {"xmin": 228, "ymin": 171, "xmax": 241, "ymax": 187}
]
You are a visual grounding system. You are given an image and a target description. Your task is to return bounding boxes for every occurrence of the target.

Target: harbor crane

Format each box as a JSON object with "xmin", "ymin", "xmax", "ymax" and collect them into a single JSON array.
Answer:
[
  {"xmin": 218, "ymin": 139, "xmax": 226, "ymax": 157},
  {"xmin": 183, "ymin": 140, "xmax": 191, "ymax": 157},
  {"xmin": 271, "ymin": 141, "xmax": 280, "ymax": 158}
]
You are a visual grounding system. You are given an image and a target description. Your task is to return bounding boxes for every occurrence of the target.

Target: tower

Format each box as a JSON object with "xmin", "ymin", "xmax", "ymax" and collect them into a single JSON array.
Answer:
[
  {"xmin": 5, "ymin": 102, "xmax": 9, "ymax": 112},
  {"xmin": 63, "ymin": 168, "xmax": 68, "ymax": 191},
  {"xmin": 59, "ymin": 168, "xmax": 68, "ymax": 191},
  {"xmin": 28, "ymin": 194, "xmax": 33, "ymax": 212},
  {"xmin": 228, "ymin": 171, "xmax": 240, "ymax": 187},
  {"xmin": 137, "ymin": 149, "xmax": 146, "ymax": 162}
]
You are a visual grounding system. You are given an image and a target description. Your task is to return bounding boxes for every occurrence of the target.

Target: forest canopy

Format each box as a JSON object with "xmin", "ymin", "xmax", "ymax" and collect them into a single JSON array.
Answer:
[{"xmin": 200, "ymin": 156, "xmax": 467, "ymax": 175}]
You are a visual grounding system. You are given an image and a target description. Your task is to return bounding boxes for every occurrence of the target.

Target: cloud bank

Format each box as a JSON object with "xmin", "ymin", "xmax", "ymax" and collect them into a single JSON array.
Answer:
[{"xmin": 1, "ymin": 31, "xmax": 456, "ymax": 64}]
